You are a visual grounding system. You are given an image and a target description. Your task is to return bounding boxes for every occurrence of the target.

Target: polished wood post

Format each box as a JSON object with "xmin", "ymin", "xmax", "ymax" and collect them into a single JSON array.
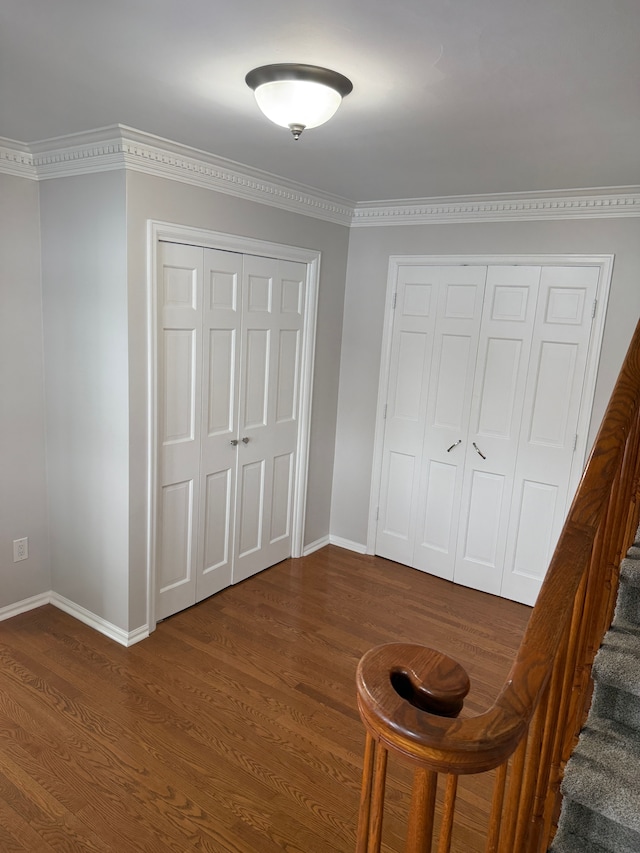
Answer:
[
  {"xmin": 356, "ymin": 644, "xmax": 470, "ymax": 852},
  {"xmin": 368, "ymin": 741, "xmax": 388, "ymax": 853},
  {"xmin": 486, "ymin": 763, "xmax": 508, "ymax": 853},
  {"xmin": 436, "ymin": 774, "xmax": 459, "ymax": 853},
  {"xmin": 357, "ymin": 732, "xmax": 377, "ymax": 853},
  {"xmin": 405, "ymin": 768, "xmax": 438, "ymax": 853}
]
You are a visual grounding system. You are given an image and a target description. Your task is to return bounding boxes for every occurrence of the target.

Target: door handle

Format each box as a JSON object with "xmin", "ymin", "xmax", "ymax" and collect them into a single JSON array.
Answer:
[
  {"xmin": 473, "ymin": 442, "xmax": 486, "ymax": 460},
  {"xmin": 241, "ymin": 436, "xmax": 250, "ymax": 444},
  {"xmin": 447, "ymin": 439, "xmax": 462, "ymax": 452},
  {"xmin": 230, "ymin": 439, "xmax": 239, "ymax": 446}
]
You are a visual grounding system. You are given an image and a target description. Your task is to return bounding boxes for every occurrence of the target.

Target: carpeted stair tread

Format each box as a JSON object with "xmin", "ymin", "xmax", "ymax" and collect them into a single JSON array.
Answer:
[
  {"xmin": 592, "ymin": 627, "xmax": 640, "ymax": 696},
  {"xmin": 561, "ymin": 715, "xmax": 640, "ymax": 835},
  {"xmin": 563, "ymin": 801, "xmax": 640, "ymax": 853},
  {"xmin": 549, "ymin": 826, "xmax": 617, "ymax": 853},
  {"xmin": 619, "ymin": 555, "xmax": 640, "ymax": 586},
  {"xmin": 592, "ymin": 680, "xmax": 640, "ymax": 731},
  {"xmin": 552, "ymin": 799, "xmax": 640, "ymax": 853}
]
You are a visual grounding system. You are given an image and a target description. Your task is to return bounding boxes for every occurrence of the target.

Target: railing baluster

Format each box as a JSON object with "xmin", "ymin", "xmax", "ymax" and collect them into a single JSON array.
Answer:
[
  {"xmin": 436, "ymin": 774, "xmax": 458, "ymax": 853},
  {"xmin": 356, "ymin": 732, "xmax": 377, "ymax": 853},
  {"xmin": 498, "ymin": 736, "xmax": 528, "ymax": 853},
  {"xmin": 486, "ymin": 762, "xmax": 508, "ymax": 853},
  {"xmin": 368, "ymin": 742, "xmax": 388, "ymax": 853},
  {"xmin": 405, "ymin": 768, "xmax": 438, "ymax": 853},
  {"xmin": 513, "ymin": 680, "xmax": 550, "ymax": 852}
]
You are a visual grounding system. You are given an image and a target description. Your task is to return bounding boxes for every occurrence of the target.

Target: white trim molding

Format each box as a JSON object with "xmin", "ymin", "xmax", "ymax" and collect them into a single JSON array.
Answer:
[
  {"xmin": 28, "ymin": 126, "xmax": 354, "ymax": 226},
  {"xmin": 2, "ymin": 126, "xmax": 639, "ymax": 226},
  {"xmin": 329, "ymin": 535, "xmax": 368, "ymax": 555},
  {"xmin": 50, "ymin": 594, "xmax": 149, "ymax": 646},
  {"xmin": 352, "ymin": 189, "xmax": 640, "ymax": 227},
  {"xmin": 0, "ymin": 139, "xmax": 36, "ymax": 179},
  {"xmin": 0, "ymin": 591, "xmax": 149, "ymax": 646}
]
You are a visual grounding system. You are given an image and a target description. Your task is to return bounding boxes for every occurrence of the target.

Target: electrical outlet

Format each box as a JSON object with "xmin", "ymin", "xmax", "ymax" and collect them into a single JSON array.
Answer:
[{"xmin": 13, "ymin": 537, "xmax": 28, "ymax": 562}]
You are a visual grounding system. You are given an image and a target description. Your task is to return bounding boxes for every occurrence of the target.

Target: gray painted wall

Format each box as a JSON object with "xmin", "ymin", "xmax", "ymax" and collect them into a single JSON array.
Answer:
[
  {"xmin": 125, "ymin": 171, "xmax": 351, "ymax": 629},
  {"xmin": 331, "ymin": 217, "xmax": 640, "ymax": 549},
  {"xmin": 40, "ymin": 172, "xmax": 130, "ymax": 628},
  {"xmin": 0, "ymin": 174, "xmax": 50, "ymax": 607},
  {"xmin": 4, "ymin": 165, "xmax": 639, "ymax": 637}
]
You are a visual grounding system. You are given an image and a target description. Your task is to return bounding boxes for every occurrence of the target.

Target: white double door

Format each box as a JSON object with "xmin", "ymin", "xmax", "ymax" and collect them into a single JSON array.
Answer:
[
  {"xmin": 376, "ymin": 262, "xmax": 600, "ymax": 605},
  {"xmin": 156, "ymin": 242, "xmax": 306, "ymax": 619}
]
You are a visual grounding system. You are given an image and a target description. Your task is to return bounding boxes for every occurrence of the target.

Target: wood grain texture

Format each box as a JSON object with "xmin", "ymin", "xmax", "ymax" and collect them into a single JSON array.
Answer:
[{"xmin": 0, "ymin": 548, "xmax": 529, "ymax": 852}]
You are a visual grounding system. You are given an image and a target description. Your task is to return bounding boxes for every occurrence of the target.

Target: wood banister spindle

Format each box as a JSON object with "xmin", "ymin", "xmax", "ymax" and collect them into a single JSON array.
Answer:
[
  {"xmin": 405, "ymin": 768, "xmax": 438, "ymax": 853},
  {"xmin": 436, "ymin": 774, "xmax": 459, "ymax": 853}
]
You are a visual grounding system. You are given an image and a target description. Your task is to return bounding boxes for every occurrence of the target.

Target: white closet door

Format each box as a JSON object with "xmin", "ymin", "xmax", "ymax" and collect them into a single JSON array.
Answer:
[
  {"xmin": 412, "ymin": 267, "xmax": 487, "ymax": 579},
  {"xmin": 375, "ymin": 259, "xmax": 601, "ymax": 605},
  {"xmin": 232, "ymin": 256, "xmax": 306, "ymax": 584},
  {"xmin": 453, "ymin": 266, "xmax": 542, "ymax": 596},
  {"xmin": 500, "ymin": 265, "xmax": 598, "ymax": 604},
  {"xmin": 156, "ymin": 244, "xmax": 306, "ymax": 618},
  {"xmin": 195, "ymin": 248, "xmax": 243, "ymax": 603},
  {"xmin": 375, "ymin": 265, "xmax": 440, "ymax": 565},
  {"xmin": 157, "ymin": 243, "xmax": 204, "ymax": 619}
]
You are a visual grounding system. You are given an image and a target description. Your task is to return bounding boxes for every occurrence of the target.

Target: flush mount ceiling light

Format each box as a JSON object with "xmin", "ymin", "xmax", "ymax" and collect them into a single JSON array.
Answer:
[{"xmin": 245, "ymin": 63, "xmax": 353, "ymax": 140}]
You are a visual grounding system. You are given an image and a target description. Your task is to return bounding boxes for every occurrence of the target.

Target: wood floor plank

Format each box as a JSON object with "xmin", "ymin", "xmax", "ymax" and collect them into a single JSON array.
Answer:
[{"xmin": 0, "ymin": 547, "xmax": 530, "ymax": 851}]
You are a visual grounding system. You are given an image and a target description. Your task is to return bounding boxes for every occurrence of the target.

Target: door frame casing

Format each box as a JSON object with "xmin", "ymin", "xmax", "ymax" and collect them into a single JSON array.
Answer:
[
  {"xmin": 366, "ymin": 253, "xmax": 614, "ymax": 556},
  {"xmin": 146, "ymin": 220, "xmax": 321, "ymax": 632}
]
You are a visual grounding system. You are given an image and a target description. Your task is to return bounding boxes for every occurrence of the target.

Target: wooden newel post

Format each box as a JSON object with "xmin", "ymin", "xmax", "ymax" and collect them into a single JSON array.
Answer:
[{"xmin": 355, "ymin": 643, "xmax": 471, "ymax": 853}]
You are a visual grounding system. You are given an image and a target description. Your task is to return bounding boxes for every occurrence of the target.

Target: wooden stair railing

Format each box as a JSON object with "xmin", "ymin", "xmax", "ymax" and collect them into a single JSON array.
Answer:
[{"xmin": 356, "ymin": 317, "xmax": 640, "ymax": 853}]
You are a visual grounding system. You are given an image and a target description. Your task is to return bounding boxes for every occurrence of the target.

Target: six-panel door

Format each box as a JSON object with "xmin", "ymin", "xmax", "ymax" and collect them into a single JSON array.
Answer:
[{"xmin": 156, "ymin": 242, "xmax": 305, "ymax": 619}]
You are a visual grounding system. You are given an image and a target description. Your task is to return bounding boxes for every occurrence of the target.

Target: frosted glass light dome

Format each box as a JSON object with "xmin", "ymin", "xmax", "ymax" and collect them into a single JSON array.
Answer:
[{"xmin": 246, "ymin": 64, "xmax": 353, "ymax": 139}]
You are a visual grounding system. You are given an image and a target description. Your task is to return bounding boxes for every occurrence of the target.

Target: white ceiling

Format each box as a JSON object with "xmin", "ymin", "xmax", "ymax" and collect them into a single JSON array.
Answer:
[{"xmin": 2, "ymin": 0, "xmax": 639, "ymax": 203}]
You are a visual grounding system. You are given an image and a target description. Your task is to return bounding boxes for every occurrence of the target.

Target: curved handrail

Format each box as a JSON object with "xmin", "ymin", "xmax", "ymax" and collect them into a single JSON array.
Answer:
[{"xmin": 357, "ymin": 318, "xmax": 640, "ymax": 777}]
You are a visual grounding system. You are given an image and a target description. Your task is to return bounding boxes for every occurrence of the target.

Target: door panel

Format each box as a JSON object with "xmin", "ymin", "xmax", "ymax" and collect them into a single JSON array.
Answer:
[
  {"xmin": 195, "ymin": 248, "xmax": 243, "ymax": 603},
  {"xmin": 375, "ymin": 266, "xmax": 439, "ymax": 566},
  {"xmin": 453, "ymin": 266, "xmax": 540, "ymax": 595},
  {"xmin": 158, "ymin": 479, "xmax": 195, "ymax": 609},
  {"xmin": 157, "ymin": 244, "xmax": 204, "ymax": 619},
  {"xmin": 412, "ymin": 266, "xmax": 487, "ymax": 579},
  {"xmin": 501, "ymin": 265, "xmax": 598, "ymax": 603},
  {"xmin": 232, "ymin": 256, "xmax": 305, "ymax": 584}
]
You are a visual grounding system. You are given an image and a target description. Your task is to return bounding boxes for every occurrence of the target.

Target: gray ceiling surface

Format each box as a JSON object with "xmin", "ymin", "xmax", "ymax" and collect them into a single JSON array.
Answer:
[{"xmin": 2, "ymin": 0, "xmax": 639, "ymax": 202}]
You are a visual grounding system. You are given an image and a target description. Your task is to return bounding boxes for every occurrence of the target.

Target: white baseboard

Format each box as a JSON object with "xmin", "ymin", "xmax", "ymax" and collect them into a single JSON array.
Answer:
[
  {"xmin": 0, "ymin": 592, "xmax": 51, "ymax": 621},
  {"xmin": 50, "ymin": 593, "xmax": 149, "ymax": 646},
  {"xmin": 329, "ymin": 535, "xmax": 368, "ymax": 554},
  {"xmin": 302, "ymin": 536, "xmax": 330, "ymax": 556},
  {"xmin": 0, "ymin": 591, "xmax": 149, "ymax": 647}
]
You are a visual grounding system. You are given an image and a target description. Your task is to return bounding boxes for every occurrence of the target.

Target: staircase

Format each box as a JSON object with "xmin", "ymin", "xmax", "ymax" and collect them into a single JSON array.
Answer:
[{"xmin": 551, "ymin": 529, "xmax": 640, "ymax": 852}]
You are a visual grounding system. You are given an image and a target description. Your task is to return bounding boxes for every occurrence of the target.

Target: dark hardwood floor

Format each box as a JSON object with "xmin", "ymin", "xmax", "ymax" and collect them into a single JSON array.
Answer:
[{"xmin": 0, "ymin": 546, "xmax": 531, "ymax": 852}]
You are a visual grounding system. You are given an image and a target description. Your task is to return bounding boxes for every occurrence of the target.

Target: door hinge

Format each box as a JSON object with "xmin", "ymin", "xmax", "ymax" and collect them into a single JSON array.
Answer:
[
  {"xmin": 592, "ymin": 299, "xmax": 597, "ymax": 319},
  {"xmin": 573, "ymin": 433, "xmax": 578, "ymax": 452},
  {"xmin": 383, "ymin": 403, "xmax": 388, "ymax": 419},
  {"xmin": 392, "ymin": 292, "xmax": 397, "ymax": 309},
  {"xmin": 376, "ymin": 507, "xmax": 379, "ymax": 521}
]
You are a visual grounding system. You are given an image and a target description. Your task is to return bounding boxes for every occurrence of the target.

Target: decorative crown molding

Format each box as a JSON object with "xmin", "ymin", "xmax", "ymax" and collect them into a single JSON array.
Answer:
[
  {"xmin": 2, "ymin": 126, "xmax": 640, "ymax": 226},
  {"xmin": 28, "ymin": 125, "xmax": 354, "ymax": 226},
  {"xmin": 0, "ymin": 140, "xmax": 36, "ymax": 179},
  {"xmin": 352, "ymin": 190, "xmax": 640, "ymax": 226}
]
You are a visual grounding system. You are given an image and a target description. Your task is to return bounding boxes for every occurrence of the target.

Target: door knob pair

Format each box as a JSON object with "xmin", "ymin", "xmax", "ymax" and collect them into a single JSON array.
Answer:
[{"xmin": 446, "ymin": 439, "xmax": 486, "ymax": 459}]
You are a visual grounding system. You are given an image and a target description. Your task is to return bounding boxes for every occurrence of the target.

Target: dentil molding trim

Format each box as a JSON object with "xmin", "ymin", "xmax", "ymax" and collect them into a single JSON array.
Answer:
[
  {"xmin": 352, "ymin": 191, "xmax": 640, "ymax": 226},
  {"xmin": 2, "ymin": 126, "xmax": 639, "ymax": 226}
]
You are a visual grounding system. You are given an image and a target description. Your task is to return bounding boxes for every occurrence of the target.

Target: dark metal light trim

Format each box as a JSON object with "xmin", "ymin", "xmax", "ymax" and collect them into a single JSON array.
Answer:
[{"xmin": 245, "ymin": 63, "xmax": 353, "ymax": 97}]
